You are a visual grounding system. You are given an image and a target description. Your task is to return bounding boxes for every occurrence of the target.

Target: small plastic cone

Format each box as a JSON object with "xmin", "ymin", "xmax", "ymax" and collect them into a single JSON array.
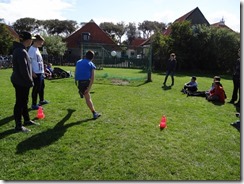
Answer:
[
  {"xmin": 36, "ymin": 106, "xmax": 45, "ymax": 119},
  {"xmin": 159, "ymin": 115, "xmax": 167, "ymax": 129}
]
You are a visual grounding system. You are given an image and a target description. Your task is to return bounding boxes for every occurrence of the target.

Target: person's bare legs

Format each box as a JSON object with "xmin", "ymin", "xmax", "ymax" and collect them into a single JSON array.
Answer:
[{"xmin": 84, "ymin": 92, "xmax": 95, "ymax": 112}]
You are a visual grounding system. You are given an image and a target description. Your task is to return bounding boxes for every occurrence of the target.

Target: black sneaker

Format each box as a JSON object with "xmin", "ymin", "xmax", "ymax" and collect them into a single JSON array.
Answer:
[
  {"xmin": 39, "ymin": 100, "xmax": 49, "ymax": 105},
  {"xmin": 24, "ymin": 120, "xmax": 40, "ymax": 126},
  {"xmin": 15, "ymin": 126, "xmax": 31, "ymax": 133}
]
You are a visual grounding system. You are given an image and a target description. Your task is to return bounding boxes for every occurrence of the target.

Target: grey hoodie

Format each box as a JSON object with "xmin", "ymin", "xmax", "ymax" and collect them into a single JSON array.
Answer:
[{"xmin": 11, "ymin": 41, "xmax": 33, "ymax": 88}]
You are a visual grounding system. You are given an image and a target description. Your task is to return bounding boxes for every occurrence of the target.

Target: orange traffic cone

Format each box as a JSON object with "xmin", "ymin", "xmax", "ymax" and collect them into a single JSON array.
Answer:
[
  {"xmin": 36, "ymin": 106, "xmax": 45, "ymax": 119},
  {"xmin": 159, "ymin": 115, "xmax": 167, "ymax": 129}
]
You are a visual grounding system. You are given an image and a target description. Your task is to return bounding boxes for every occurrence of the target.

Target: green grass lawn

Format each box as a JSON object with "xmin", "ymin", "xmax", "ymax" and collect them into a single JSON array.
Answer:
[{"xmin": 0, "ymin": 67, "xmax": 240, "ymax": 181}]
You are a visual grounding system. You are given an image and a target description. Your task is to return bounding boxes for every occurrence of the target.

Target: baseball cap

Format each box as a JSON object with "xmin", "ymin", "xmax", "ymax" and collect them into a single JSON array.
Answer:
[{"xmin": 19, "ymin": 31, "xmax": 36, "ymax": 41}]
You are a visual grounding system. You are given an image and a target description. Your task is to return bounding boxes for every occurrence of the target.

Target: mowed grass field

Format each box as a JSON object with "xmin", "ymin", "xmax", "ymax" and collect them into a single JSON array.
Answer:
[{"xmin": 0, "ymin": 67, "xmax": 240, "ymax": 181}]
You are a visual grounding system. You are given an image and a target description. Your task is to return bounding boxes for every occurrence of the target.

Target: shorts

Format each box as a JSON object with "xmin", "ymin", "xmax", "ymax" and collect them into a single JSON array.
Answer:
[{"xmin": 78, "ymin": 80, "xmax": 90, "ymax": 97}]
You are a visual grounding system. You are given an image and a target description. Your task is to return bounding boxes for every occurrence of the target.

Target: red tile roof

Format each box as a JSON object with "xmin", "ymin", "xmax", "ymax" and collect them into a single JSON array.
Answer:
[
  {"xmin": 211, "ymin": 21, "xmax": 234, "ymax": 32},
  {"xmin": 129, "ymin": 38, "xmax": 147, "ymax": 49},
  {"xmin": 1, "ymin": 23, "xmax": 19, "ymax": 40}
]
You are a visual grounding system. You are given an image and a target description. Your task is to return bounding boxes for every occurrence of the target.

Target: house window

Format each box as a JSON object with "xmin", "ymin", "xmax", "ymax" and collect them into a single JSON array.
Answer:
[{"xmin": 82, "ymin": 32, "xmax": 90, "ymax": 41}]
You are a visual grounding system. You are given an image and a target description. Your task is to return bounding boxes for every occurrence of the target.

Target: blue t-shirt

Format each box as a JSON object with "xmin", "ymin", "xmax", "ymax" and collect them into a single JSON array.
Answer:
[{"xmin": 75, "ymin": 58, "xmax": 96, "ymax": 80}]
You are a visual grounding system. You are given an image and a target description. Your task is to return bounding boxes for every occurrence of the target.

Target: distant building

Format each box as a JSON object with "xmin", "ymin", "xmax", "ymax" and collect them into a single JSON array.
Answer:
[
  {"xmin": 0, "ymin": 23, "xmax": 19, "ymax": 40},
  {"xmin": 64, "ymin": 19, "xmax": 121, "ymax": 64},
  {"xmin": 211, "ymin": 18, "xmax": 235, "ymax": 32},
  {"xmin": 163, "ymin": 7, "xmax": 210, "ymax": 35}
]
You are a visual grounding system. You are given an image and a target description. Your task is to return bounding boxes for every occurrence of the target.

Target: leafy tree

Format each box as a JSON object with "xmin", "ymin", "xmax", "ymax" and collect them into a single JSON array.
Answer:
[
  {"xmin": 114, "ymin": 22, "xmax": 126, "ymax": 44},
  {"xmin": 166, "ymin": 21, "xmax": 240, "ymax": 73},
  {"xmin": 151, "ymin": 30, "xmax": 171, "ymax": 70},
  {"xmin": 168, "ymin": 21, "xmax": 193, "ymax": 70},
  {"xmin": 208, "ymin": 27, "xmax": 240, "ymax": 73},
  {"xmin": 99, "ymin": 22, "xmax": 126, "ymax": 44},
  {"xmin": 125, "ymin": 22, "xmax": 137, "ymax": 44},
  {"xmin": 43, "ymin": 35, "xmax": 67, "ymax": 56},
  {"xmin": 13, "ymin": 17, "xmax": 39, "ymax": 33},
  {"xmin": 138, "ymin": 20, "xmax": 166, "ymax": 39},
  {"xmin": 0, "ymin": 24, "xmax": 18, "ymax": 55},
  {"xmin": 42, "ymin": 19, "xmax": 77, "ymax": 36}
]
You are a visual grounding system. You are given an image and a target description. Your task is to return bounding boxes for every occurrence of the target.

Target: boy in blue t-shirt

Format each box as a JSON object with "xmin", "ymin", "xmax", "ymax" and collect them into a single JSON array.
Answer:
[
  {"xmin": 75, "ymin": 50, "xmax": 101, "ymax": 119},
  {"xmin": 181, "ymin": 76, "xmax": 198, "ymax": 94}
]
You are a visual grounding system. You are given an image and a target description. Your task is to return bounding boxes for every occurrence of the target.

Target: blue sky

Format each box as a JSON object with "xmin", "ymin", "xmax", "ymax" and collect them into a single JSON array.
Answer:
[{"xmin": 0, "ymin": 0, "xmax": 241, "ymax": 32}]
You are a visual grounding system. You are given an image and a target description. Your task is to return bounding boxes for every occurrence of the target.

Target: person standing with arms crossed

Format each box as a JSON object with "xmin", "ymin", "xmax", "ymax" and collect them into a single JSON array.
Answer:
[
  {"xmin": 11, "ymin": 31, "xmax": 39, "ymax": 132},
  {"xmin": 163, "ymin": 53, "xmax": 177, "ymax": 87},
  {"xmin": 28, "ymin": 35, "xmax": 49, "ymax": 110},
  {"xmin": 75, "ymin": 50, "xmax": 101, "ymax": 119}
]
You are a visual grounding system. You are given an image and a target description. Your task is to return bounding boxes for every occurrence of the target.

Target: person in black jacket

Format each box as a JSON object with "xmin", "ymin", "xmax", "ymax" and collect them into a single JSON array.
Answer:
[
  {"xmin": 11, "ymin": 31, "xmax": 39, "ymax": 133},
  {"xmin": 229, "ymin": 48, "xmax": 240, "ymax": 107},
  {"xmin": 163, "ymin": 53, "xmax": 177, "ymax": 87}
]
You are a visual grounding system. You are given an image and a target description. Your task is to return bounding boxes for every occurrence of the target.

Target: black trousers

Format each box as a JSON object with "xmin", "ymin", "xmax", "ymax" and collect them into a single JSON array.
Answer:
[
  {"xmin": 32, "ymin": 74, "xmax": 45, "ymax": 105},
  {"xmin": 231, "ymin": 78, "xmax": 240, "ymax": 102},
  {"xmin": 13, "ymin": 84, "xmax": 31, "ymax": 127}
]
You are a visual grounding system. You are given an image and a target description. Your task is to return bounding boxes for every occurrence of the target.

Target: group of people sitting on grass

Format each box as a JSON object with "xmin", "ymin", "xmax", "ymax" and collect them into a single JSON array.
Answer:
[{"xmin": 181, "ymin": 75, "xmax": 227, "ymax": 103}]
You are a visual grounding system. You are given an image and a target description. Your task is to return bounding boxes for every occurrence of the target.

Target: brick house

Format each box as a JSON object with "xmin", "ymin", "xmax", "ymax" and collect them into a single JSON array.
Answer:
[{"xmin": 64, "ymin": 19, "xmax": 121, "ymax": 64}]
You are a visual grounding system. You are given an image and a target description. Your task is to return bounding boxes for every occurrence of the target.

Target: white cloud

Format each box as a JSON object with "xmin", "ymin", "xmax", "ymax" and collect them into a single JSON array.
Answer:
[{"xmin": 0, "ymin": 0, "xmax": 73, "ymax": 24}]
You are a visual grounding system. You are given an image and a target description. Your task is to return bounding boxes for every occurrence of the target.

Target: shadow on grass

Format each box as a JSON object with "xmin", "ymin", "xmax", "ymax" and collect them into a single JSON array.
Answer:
[
  {"xmin": 161, "ymin": 85, "xmax": 172, "ymax": 91},
  {"xmin": 16, "ymin": 109, "xmax": 94, "ymax": 154},
  {"xmin": 0, "ymin": 108, "xmax": 34, "ymax": 128},
  {"xmin": 210, "ymin": 101, "xmax": 225, "ymax": 106},
  {"xmin": 0, "ymin": 128, "xmax": 18, "ymax": 140},
  {"xmin": 230, "ymin": 121, "xmax": 240, "ymax": 132},
  {"xmin": 0, "ymin": 115, "xmax": 14, "ymax": 127},
  {"xmin": 136, "ymin": 80, "xmax": 152, "ymax": 87}
]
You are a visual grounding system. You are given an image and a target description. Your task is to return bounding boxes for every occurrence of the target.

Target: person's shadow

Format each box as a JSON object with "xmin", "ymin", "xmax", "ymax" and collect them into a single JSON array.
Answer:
[
  {"xmin": 162, "ymin": 84, "xmax": 172, "ymax": 90},
  {"xmin": 0, "ymin": 115, "xmax": 17, "ymax": 140},
  {"xmin": 0, "ymin": 115, "xmax": 14, "ymax": 127},
  {"xmin": 0, "ymin": 109, "xmax": 34, "ymax": 139},
  {"xmin": 16, "ymin": 109, "xmax": 94, "ymax": 154}
]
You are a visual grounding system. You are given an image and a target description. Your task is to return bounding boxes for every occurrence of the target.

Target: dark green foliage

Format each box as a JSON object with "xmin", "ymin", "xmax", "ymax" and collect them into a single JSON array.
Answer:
[
  {"xmin": 0, "ymin": 24, "xmax": 17, "ymax": 55},
  {"xmin": 153, "ymin": 21, "xmax": 240, "ymax": 73}
]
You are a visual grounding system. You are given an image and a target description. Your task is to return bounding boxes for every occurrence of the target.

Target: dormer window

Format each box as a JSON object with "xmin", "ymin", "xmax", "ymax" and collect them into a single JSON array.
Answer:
[{"xmin": 82, "ymin": 32, "xmax": 90, "ymax": 41}]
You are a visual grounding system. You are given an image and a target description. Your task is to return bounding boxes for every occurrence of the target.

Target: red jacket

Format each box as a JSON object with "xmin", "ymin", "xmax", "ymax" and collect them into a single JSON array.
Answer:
[{"xmin": 209, "ymin": 85, "xmax": 226, "ymax": 103}]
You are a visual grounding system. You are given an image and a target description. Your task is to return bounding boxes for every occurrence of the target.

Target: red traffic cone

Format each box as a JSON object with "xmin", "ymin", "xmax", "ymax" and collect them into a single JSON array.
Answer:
[
  {"xmin": 159, "ymin": 115, "xmax": 167, "ymax": 129},
  {"xmin": 36, "ymin": 106, "xmax": 45, "ymax": 119}
]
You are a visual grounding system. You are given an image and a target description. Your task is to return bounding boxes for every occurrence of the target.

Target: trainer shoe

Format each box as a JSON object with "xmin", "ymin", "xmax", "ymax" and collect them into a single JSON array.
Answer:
[
  {"xmin": 39, "ymin": 100, "xmax": 49, "ymax": 105},
  {"xmin": 24, "ymin": 120, "xmax": 40, "ymax": 126},
  {"xmin": 31, "ymin": 104, "xmax": 39, "ymax": 110},
  {"xmin": 93, "ymin": 112, "xmax": 101, "ymax": 119},
  {"xmin": 15, "ymin": 126, "xmax": 31, "ymax": 133}
]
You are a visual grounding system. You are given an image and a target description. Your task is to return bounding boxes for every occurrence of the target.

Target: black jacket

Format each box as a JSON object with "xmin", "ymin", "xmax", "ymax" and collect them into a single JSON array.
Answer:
[
  {"xmin": 11, "ymin": 42, "xmax": 33, "ymax": 88},
  {"xmin": 166, "ymin": 58, "xmax": 177, "ymax": 72}
]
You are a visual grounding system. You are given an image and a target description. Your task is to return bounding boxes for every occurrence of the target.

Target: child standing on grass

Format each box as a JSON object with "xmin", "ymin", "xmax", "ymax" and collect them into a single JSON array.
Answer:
[
  {"xmin": 11, "ymin": 31, "xmax": 39, "ymax": 133},
  {"xmin": 75, "ymin": 50, "xmax": 101, "ymax": 119}
]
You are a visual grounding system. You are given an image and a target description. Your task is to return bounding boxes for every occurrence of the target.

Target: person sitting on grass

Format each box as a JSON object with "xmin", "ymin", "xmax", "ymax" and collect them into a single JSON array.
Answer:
[
  {"xmin": 206, "ymin": 81, "xmax": 226, "ymax": 103},
  {"xmin": 205, "ymin": 76, "xmax": 222, "ymax": 97},
  {"xmin": 181, "ymin": 76, "xmax": 198, "ymax": 94},
  {"xmin": 44, "ymin": 64, "xmax": 52, "ymax": 79},
  {"xmin": 187, "ymin": 75, "xmax": 227, "ymax": 99}
]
